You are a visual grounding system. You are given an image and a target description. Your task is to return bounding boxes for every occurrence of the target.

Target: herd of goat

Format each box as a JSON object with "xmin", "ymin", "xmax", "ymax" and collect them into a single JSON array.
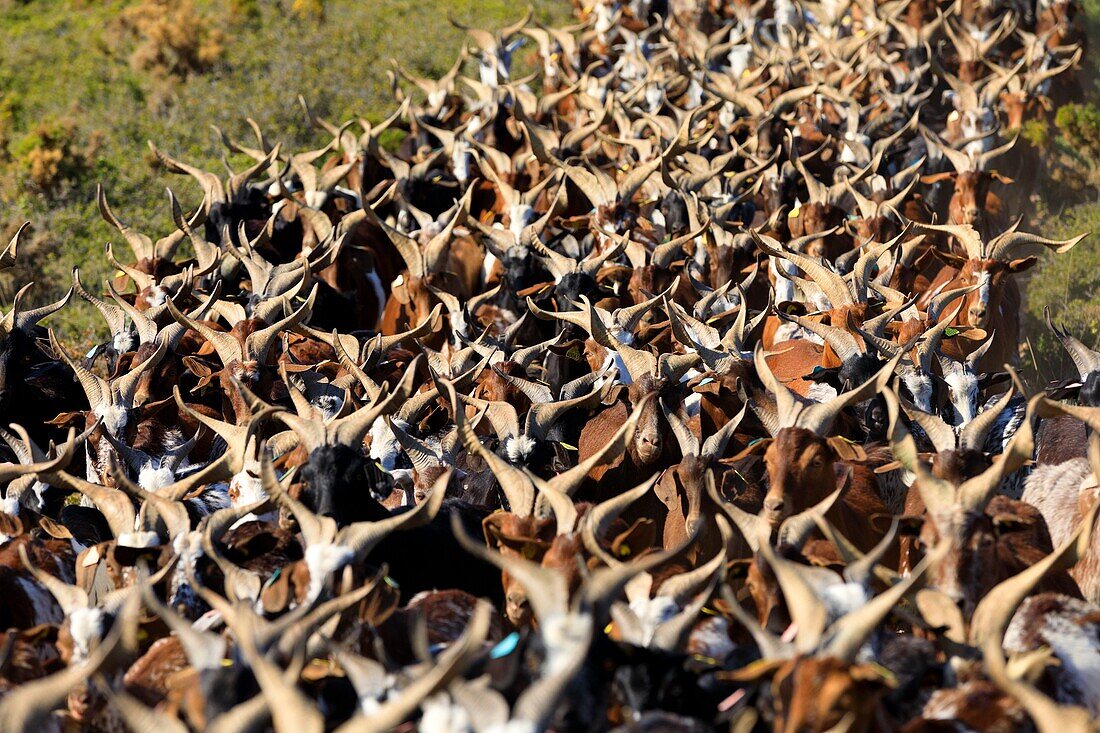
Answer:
[{"xmin": 0, "ymin": 0, "xmax": 1099, "ymax": 730}]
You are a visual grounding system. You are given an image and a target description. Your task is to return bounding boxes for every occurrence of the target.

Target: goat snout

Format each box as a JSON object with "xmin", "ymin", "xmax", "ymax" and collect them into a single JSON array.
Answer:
[
  {"xmin": 967, "ymin": 305, "xmax": 987, "ymax": 326},
  {"xmin": 505, "ymin": 590, "xmax": 531, "ymax": 625},
  {"xmin": 636, "ymin": 433, "xmax": 662, "ymax": 463}
]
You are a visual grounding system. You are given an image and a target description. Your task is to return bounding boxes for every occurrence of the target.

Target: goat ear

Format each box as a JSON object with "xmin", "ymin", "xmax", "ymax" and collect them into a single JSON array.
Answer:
[
  {"xmin": 111, "ymin": 542, "xmax": 162, "ymax": 568},
  {"xmin": 920, "ymin": 172, "xmax": 956, "ymax": 185},
  {"xmin": 726, "ymin": 558, "xmax": 752, "ymax": 580},
  {"xmin": 137, "ymin": 395, "xmax": 174, "ymax": 419},
  {"xmin": 390, "ymin": 282, "xmax": 412, "ymax": 305},
  {"xmin": 609, "ymin": 517, "xmax": 657, "ymax": 559},
  {"xmin": 728, "ymin": 438, "xmax": 773, "ymax": 461},
  {"xmin": 359, "ymin": 570, "xmax": 401, "ymax": 626},
  {"xmin": 46, "ymin": 411, "xmax": 84, "ymax": 427},
  {"xmin": 1006, "ymin": 256, "xmax": 1038, "ymax": 273},
  {"xmin": 978, "ymin": 371, "xmax": 1010, "ymax": 390},
  {"xmin": 39, "ymin": 516, "xmax": 72, "ymax": 540},
  {"xmin": 0, "ymin": 512, "xmax": 22, "ymax": 538},
  {"xmin": 725, "ymin": 657, "xmax": 787, "ymax": 682},
  {"xmin": 181, "ymin": 356, "xmax": 214, "ymax": 379},
  {"xmin": 805, "ymin": 365, "xmax": 842, "ymax": 388},
  {"xmin": 260, "ymin": 566, "xmax": 294, "ymax": 613},
  {"xmin": 483, "ymin": 514, "xmax": 549, "ymax": 554},
  {"xmin": 872, "ymin": 513, "xmax": 922, "ymax": 535},
  {"xmin": 826, "ymin": 436, "xmax": 867, "ymax": 462},
  {"xmin": 849, "ymin": 664, "xmax": 895, "ymax": 684},
  {"xmin": 931, "ymin": 248, "xmax": 968, "ymax": 268},
  {"xmin": 776, "ymin": 301, "xmax": 808, "ymax": 316},
  {"xmin": 989, "ymin": 171, "xmax": 1015, "ymax": 184},
  {"xmin": 226, "ymin": 528, "xmax": 281, "ymax": 559},
  {"xmin": 992, "ymin": 513, "xmax": 1033, "ymax": 535},
  {"xmin": 1045, "ymin": 378, "xmax": 1083, "ymax": 400}
]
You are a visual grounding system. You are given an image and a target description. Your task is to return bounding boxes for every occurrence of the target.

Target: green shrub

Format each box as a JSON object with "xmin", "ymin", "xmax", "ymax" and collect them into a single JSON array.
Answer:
[
  {"xmin": 1021, "ymin": 118, "xmax": 1050, "ymax": 149},
  {"xmin": 109, "ymin": 0, "xmax": 227, "ymax": 111},
  {"xmin": 6, "ymin": 119, "xmax": 99, "ymax": 199},
  {"xmin": 1055, "ymin": 103, "xmax": 1100, "ymax": 154},
  {"xmin": 1020, "ymin": 203, "xmax": 1100, "ymax": 385}
]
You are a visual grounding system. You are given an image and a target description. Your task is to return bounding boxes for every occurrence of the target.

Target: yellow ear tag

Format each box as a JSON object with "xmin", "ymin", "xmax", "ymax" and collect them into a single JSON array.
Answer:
[
  {"xmin": 948, "ymin": 110, "xmax": 960, "ymax": 122},
  {"xmin": 788, "ymin": 207, "xmax": 800, "ymax": 219}
]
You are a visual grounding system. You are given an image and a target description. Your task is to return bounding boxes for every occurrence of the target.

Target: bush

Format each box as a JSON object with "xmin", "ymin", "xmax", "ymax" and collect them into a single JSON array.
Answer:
[
  {"xmin": 5, "ymin": 119, "xmax": 100, "ymax": 199},
  {"xmin": 110, "ymin": 0, "xmax": 226, "ymax": 111},
  {"xmin": 1020, "ymin": 203, "xmax": 1100, "ymax": 385}
]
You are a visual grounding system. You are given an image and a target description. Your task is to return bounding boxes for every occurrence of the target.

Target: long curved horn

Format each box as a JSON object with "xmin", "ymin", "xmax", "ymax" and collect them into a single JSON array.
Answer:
[
  {"xmin": 824, "ymin": 542, "xmax": 946, "ymax": 662},
  {"xmin": 796, "ymin": 348, "xmax": 904, "ymax": 434},
  {"xmin": 582, "ymin": 475, "xmax": 660, "ymax": 567},
  {"xmin": 752, "ymin": 231, "xmax": 854, "ymax": 308},
  {"xmin": 988, "ymin": 230, "xmax": 1087, "ymax": 262},
  {"xmin": 337, "ymin": 468, "xmax": 448, "ymax": 562},
  {"xmin": 545, "ymin": 392, "xmax": 652, "ymax": 496},
  {"xmin": 1045, "ymin": 306, "xmax": 1100, "ymax": 378}
]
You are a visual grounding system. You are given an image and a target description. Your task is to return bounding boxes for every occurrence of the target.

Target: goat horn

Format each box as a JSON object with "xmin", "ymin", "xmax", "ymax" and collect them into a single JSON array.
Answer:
[
  {"xmin": 0, "ymin": 594, "xmax": 134, "ymax": 731},
  {"xmin": 825, "ymin": 541, "xmax": 946, "ymax": 663},
  {"xmin": 757, "ymin": 537, "xmax": 830, "ymax": 654},
  {"xmin": 337, "ymin": 468, "xmax": 448, "ymax": 562},
  {"xmin": 958, "ymin": 378, "xmax": 1017, "ymax": 452},
  {"xmin": 752, "ymin": 231, "xmax": 853, "ymax": 308},
  {"xmin": 777, "ymin": 310, "xmax": 865, "ymax": 363},
  {"xmin": 755, "ymin": 343, "xmax": 802, "ymax": 430},
  {"xmin": 988, "ymin": 230, "xmax": 1087, "ymax": 262},
  {"xmin": 582, "ymin": 474, "xmax": 660, "ymax": 567},
  {"xmin": 545, "ymin": 392, "xmax": 652, "ymax": 496},
  {"xmin": 910, "ymin": 220, "xmax": 985, "ymax": 261},
  {"xmin": 1045, "ymin": 306, "xmax": 1100, "ymax": 379},
  {"xmin": 796, "ymin": 347, "xmax": 904, "ymax": 434}
]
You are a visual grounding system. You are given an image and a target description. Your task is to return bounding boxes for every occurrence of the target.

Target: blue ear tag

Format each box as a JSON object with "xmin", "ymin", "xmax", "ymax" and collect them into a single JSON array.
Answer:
[
  {"xmin": 490, "ymin": 631, "xmax": 521, "ymax": 659},
  {"xmin": 263, "ymin": 567, "xmax": 281, "ymax": 588},
  {"xmin": 748, "ymin": 438, "xmax": 764, "ymax": 447}
]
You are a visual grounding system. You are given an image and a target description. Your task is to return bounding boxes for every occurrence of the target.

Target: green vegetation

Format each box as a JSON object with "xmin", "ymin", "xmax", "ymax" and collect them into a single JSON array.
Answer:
[
  {"xmin": 1019, "ymin": 0, "xmax": 1100, "ymax": 383},
  {"xmin": 0, "ymin": 0, "xmax": 567, "ymax": 341}
]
